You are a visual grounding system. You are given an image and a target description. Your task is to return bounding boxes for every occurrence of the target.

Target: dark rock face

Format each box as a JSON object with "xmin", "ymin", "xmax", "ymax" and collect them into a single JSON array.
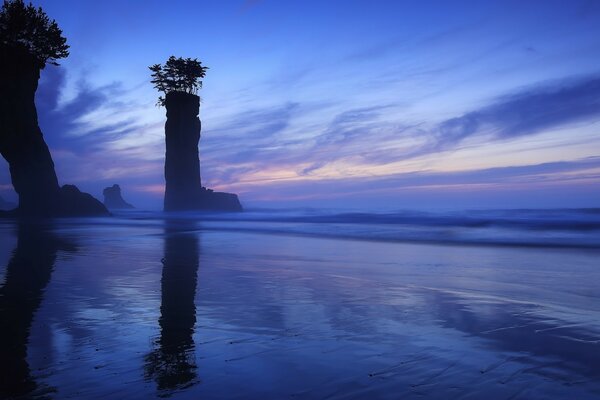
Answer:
[
  {"xmin": 58, "ymin": 185, "xmax": 108, "ymax": 216},
  {"xmin": 0, "ymin": 48, "xmax": 60, "ymax": 215},
  {"xmin": 0, "ymin": 47, "xmax": 107, "ymax": 217},
  {"xmin": 164, "ymin": 92, "xmax": 202, "ymax": 211},
  {"xmin": 163, "ymin": 92, "xmax": 242, "ymax": 212},
  {"xmin": 103, "ymin": 184, "xmax": 134, "ymax": 209},
  {"xmin": 198, "ymin": 187, "xmax": 243, "ymax": 211}
]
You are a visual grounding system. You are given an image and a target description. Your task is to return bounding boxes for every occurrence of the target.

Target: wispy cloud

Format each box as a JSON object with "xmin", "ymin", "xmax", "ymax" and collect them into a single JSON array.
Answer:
[
  {"xmin": 229, "ymin": 156, "xmax": 600, "ymax": 206},
  {"xmin": 431, "ymin": 75, "xmax": 600, "ymax": 149},
  {"xmin": 33, "ymin": 66, "xmax": 164, "ymax": 204},
  {"xmin": 198, "ymin": 73, "xmax": 600, "ymax": 188},
  {"xmin": 12, "ymin": 64, "xmax": 598, "ymax": 209}
]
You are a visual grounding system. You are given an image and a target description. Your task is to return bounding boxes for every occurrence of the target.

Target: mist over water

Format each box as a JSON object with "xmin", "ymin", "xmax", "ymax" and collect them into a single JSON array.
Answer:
[{"xmin": 116, "ymin": 207, "xmax": 600, "ymax": 248}]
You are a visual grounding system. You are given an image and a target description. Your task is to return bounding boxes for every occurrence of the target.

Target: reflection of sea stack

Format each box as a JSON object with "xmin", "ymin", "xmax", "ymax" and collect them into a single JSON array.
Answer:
[
  {"xmin": 163, "ymin": 92, "xmax": 242, "ymax": 211},
  {"xmin": 144, "ymin": 222, "xmax": 200, "ymax": 390},
  {"xmin": 103, "ymin": 184, "xmax": 134, "ymax": 209}
]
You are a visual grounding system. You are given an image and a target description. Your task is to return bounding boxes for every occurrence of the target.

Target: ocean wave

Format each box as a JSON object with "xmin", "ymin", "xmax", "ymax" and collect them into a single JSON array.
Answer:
[{"xmin": 101, "ymin": 208, "xmax": 600, "ymax": 249}]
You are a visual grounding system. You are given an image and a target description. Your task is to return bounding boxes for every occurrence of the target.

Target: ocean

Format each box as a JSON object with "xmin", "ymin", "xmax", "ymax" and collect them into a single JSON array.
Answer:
[{"xmin": 0, "ymin": 208, "xmax": 599, "ymax": 399}]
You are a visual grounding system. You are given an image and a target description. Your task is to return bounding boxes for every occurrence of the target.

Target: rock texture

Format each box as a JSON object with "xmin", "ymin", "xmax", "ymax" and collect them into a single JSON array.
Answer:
[
  {"xmin": 163, "ymin": 92, "xmax": 242, "ymax": 212},
  {"xmin": 103, "ymin": 184, "xmax": 134, "ymax": 209},
  {"xmin": 0, "ymin": 47, "xmax": 107, "ymax": 217}
]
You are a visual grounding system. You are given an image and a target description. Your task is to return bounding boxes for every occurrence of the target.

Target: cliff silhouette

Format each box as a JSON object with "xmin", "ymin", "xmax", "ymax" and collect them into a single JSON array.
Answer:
[
  {"xmin": 0, "ymin": 1, "xmax": 107, "ymax": 217},
  {"xmin": 103, "ymin": 184, "xmax": 134, "ymax": 209},
  {"xmin": 163, "ymin": 91, "xmax": 242, "ymax": 212}
]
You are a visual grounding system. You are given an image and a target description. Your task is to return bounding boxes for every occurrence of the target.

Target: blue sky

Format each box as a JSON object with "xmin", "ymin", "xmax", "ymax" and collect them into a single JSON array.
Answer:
[{"xmin": 1, "ymin": 0, "xmax": 599, "ymax": 209}]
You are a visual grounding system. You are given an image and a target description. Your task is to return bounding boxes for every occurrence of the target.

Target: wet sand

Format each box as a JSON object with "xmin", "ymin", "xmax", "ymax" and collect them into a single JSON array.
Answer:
[{"xmin": 0, "ymin": 216, "xmax": 599, "ymax": 399}]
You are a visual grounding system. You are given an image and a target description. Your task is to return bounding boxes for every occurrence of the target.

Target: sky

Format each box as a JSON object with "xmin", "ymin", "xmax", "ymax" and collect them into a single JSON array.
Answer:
[{"xmin": 1, "ymin": 0, "xmax": 600, "ymax": 210}]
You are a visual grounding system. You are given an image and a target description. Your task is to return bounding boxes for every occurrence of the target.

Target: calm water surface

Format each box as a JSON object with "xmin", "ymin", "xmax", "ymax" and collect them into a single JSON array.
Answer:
[{"xmin": 0, "ymin": 212, "xmax": 599, "ymax": 399}]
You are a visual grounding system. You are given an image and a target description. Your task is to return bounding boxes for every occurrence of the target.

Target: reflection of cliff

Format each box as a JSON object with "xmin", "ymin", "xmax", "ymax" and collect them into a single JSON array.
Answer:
[
  {"xmin": 0, "ymin": 223, "xmax": 74, "ymax": 398},
  {"xmin": 145, "ymin": 221, "xmax": 200, "ymax": 391},
  {"xmin": 0, "ymin": 47, "xmax": 107, "ymax": 217},
  {"xmin": 163, "ymin": 92, "xmax": 242, "ymax": 212}
]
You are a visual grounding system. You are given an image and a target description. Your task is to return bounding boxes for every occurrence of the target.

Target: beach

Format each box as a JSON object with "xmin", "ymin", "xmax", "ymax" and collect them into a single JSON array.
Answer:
[{"xmin": 1, "ymin": 210, "xmax": 599, "ymax": 399}]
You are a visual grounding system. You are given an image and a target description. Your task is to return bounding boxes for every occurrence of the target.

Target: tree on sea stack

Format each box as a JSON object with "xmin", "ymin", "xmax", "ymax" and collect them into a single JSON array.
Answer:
[
  {"xmin": 149, "ymin": 56, "xmax": 208, "ymax": 106},
  {"xmin": 0, "ymin": 0, "xmax": 107, "ymax": 216},
  {"xmin": 0, "ymin": 0, "xmax": 69, "ymax": 67},
  {"xmin": 149, "ymin": 56, "xmax": 242, "ymax": 212}
]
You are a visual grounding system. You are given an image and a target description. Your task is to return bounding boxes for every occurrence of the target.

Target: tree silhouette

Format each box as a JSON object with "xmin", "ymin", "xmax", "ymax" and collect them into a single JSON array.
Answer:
[
  {"xmin": 149, "ymin": 56, "xmax": 208, "ymax": 106},
  {"xmin": 0, "ymin": 0, "xmax": 69, "ymax": 68}
]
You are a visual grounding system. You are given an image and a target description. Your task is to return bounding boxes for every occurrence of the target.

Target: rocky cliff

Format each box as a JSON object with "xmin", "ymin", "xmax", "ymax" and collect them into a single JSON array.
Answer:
[
  {"xmin": 0, "ymin": 47, "xmax": 107, "ymax": 217},
  {"xmin": 163, "ymin": 92, "xmax": 242, "ymax": 212},
  {"xmin": 103, "ymin": 184, "xmax": 134, "ymax": 209}
]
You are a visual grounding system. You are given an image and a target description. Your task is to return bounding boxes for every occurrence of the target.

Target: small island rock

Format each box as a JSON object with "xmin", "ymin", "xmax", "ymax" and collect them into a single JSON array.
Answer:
[{"xmin": 103, "ymin": 184, "xmax": 134, "ymax": 209}]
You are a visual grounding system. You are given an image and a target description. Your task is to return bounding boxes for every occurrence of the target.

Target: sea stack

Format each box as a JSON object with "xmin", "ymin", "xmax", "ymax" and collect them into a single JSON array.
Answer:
[
  {"xmin": 0, "ymin": 1, "xmax": 107, "ymax": 217},
  {"xmin": 163, "ymin": 92, "xmax": 242, "ymax": 212},
  {"xmin": 0, "ymin": 49, "xmax": 107, "ymax": 217},
  {"xmin": 164, "ymin": 92, "xmax": 202, "ymax": 210},
  {"xmin": 103, "ymin": 184, "xmax": 134, "ymax": 209},
  {"xmin": 0, "ymin": 47, "xmax": 61, "ymax": 215}
]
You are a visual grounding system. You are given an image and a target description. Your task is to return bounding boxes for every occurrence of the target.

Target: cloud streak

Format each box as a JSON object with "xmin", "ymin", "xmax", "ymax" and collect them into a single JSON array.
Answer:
[
  {"xmin": 229, "ymin": 156, "xmax": 600, "ymax": 206},
  {"xmin": 4, "ymin": 65, "xmax": 598, "ymax": 209},
  {"xmin": 29, "ymin": 66, "xmax": 167, "ymax": 206},
  {"xmin": 199, "ymin": 73, "xmax": 600, "ymax": 187},
  {"xmin": 431, "ymin": 75, "xmax": 600, "ymax": 151}
]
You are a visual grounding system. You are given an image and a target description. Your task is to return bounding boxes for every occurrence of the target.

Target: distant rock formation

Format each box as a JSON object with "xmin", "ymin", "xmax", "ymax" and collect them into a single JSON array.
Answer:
[
  {"xmin": 0, "ymin": 47, "xmax": 108, "ymax": 217},
  {"xmin": 103, "ymin": 184, "xmax": 134, "ymax": 209},
  {"xmin": 163, "ymin": 92, "xmax": 242, "ymax": 212},
  {"xmin": 0, "ymin": 195, "xmax": 16, "ymax": 211},
  {"xmin": 59, "ymin": 185, "xmax": 108, "ymax": 216}
]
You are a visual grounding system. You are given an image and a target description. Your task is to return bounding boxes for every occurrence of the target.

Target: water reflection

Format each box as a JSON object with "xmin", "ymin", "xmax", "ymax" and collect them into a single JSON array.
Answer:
[
  {"xmin": 423, "ymin": 289, "xmax": 600, "ymax": 382},
  {"xmin": 1, "ymin": 217, "xmax": 599, "ymax": 399},
  {"xmin": 0, "ymin": 223, "xmax": 75, "ymax": 399},
  {"xmin": 145, "ymin": 220, "xmax": 200, "ymax": 392}
]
